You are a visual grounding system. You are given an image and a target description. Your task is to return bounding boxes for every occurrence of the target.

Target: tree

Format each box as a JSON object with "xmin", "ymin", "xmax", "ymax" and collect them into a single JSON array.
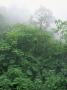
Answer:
[
  {"xmin": 0, "ymin": 24, "xmax": 67, "ymax": 90},
  {"xmin": 55, "ymin": 19, "xmax": 67, "ymax": 42},
  {"xmin": 31, "ymin": 6, "xmax": 54, "ymax": 29},
  {"xmin": 0, "ymin": 14, "xmax": 8, "ymax": 33}
]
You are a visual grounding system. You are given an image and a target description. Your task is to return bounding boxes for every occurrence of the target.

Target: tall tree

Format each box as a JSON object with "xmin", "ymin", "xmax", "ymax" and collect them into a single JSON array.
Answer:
[{"xmin": 31, "ymin": 6, "xmax": 54, "ymax": 29}]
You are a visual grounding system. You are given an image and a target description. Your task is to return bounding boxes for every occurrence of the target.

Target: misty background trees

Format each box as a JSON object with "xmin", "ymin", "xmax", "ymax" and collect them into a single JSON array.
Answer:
[
  {"xmin": 0, "ymin": 6, "xmax": 67, "ymax": 90},
  {"xmin": 31, "ymin": 7, "xmax": 54, "ymax": 29}
]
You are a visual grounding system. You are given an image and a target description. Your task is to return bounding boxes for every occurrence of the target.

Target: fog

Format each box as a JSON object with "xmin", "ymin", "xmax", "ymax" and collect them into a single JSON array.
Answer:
[
  {"xmin": 0, "ymin": 0, "xmax": 67, "ymax": 24},
  {"xmin": 0, "ymin": 6, "xmax": 31, "ymax": 24}
]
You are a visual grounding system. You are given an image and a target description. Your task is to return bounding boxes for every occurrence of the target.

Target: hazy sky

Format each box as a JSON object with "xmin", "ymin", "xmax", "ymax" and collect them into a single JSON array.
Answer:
[{"xmin": 0, "ymin": 0, "xmax": 67, "ymax": 20}]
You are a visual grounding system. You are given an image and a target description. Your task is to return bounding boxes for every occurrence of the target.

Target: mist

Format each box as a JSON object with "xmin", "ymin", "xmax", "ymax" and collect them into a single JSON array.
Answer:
[
  {"xmin": 0, "ymin": 6, "xmax": 31, "ymax": 25},
  {"xmin": 0, "ymin": 0, "xmax": 67, "ymax": 26},
  {"xmin": 0, "ymin": 0, "xmax": 67, "ymax": 21},
  {"xmin": 0, "ymin": 0, "xmax": 67, "ymax": 25}
]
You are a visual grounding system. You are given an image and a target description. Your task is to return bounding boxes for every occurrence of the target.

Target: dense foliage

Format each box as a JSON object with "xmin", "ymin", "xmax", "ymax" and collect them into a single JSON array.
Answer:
[{"xmin": 0, "ymin": 24, "xmax": 67, "ymax": 90}]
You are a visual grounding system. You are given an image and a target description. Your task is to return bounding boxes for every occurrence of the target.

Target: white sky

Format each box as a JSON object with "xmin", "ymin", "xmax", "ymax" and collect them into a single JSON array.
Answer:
[{"xmin": 0, "ymin": 0, "xmax": 67, "ymax": 20}]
